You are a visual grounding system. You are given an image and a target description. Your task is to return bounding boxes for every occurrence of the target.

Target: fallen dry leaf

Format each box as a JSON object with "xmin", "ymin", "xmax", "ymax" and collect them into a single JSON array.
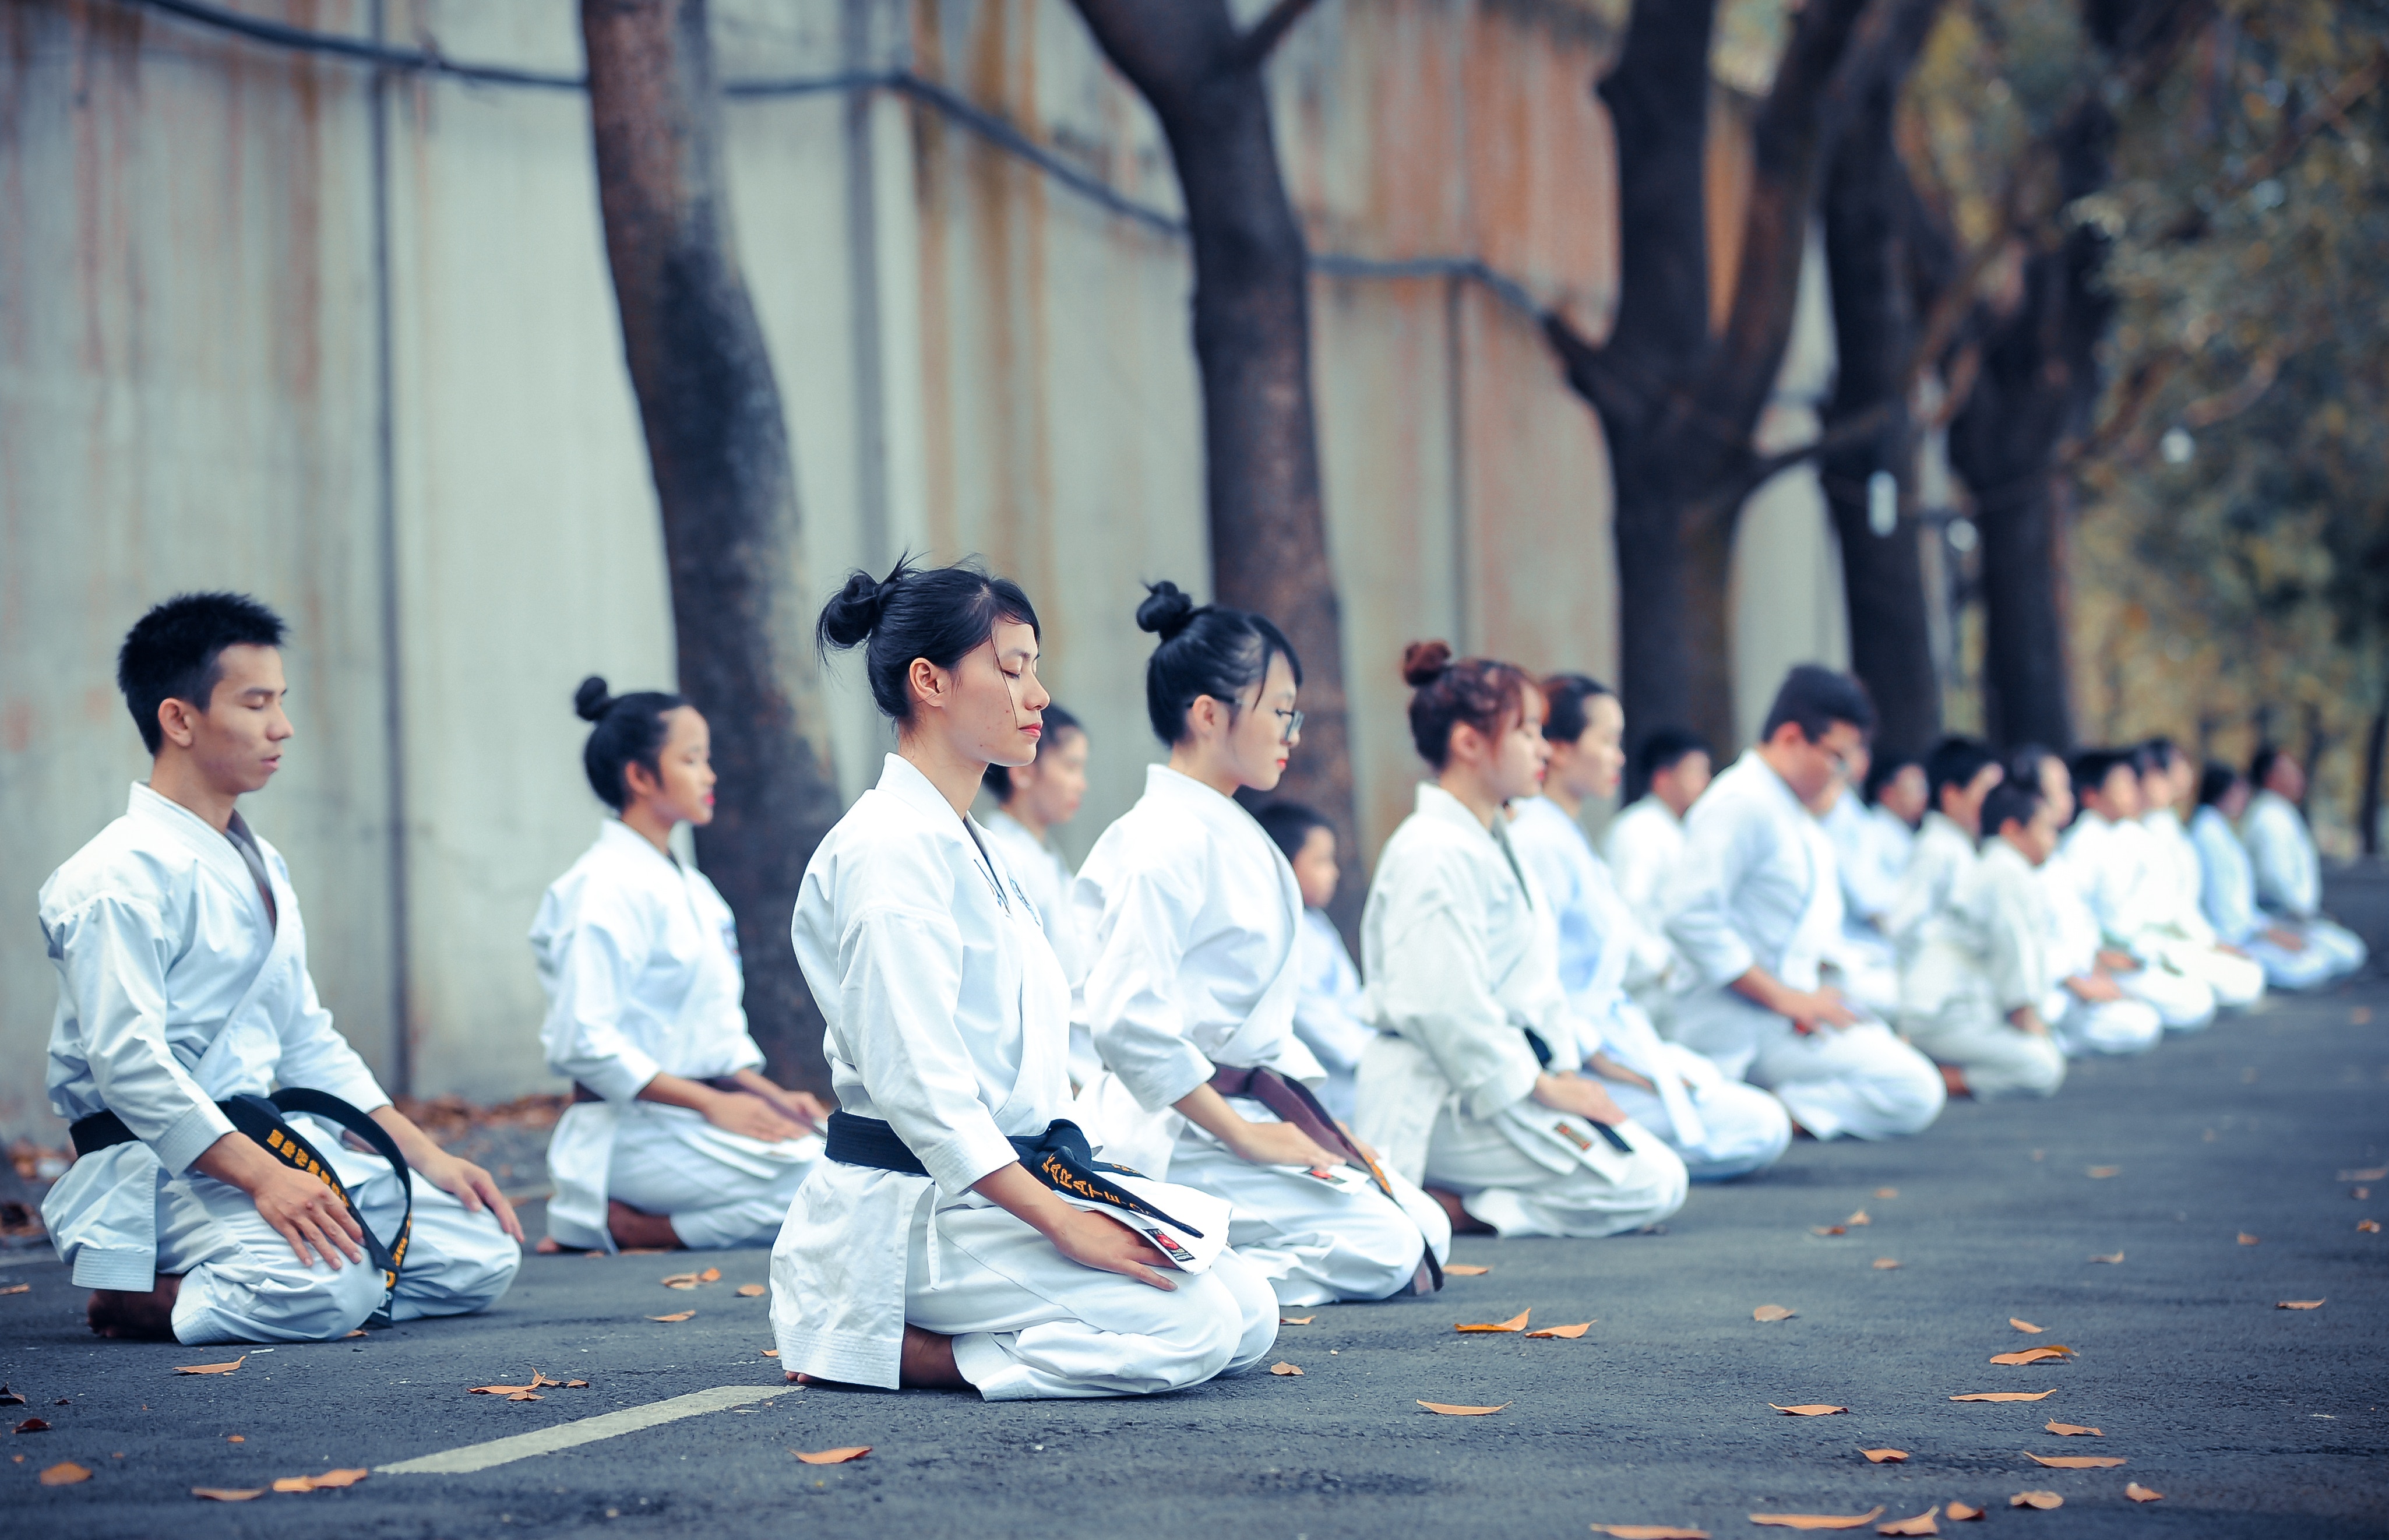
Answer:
[
  {"xmin": 1280, "ymin": 1316, "xmax": 1314, "ymax": 1325},
  {"xmin": 15, "ymin": 1418, "xmax": 51, "ymax": 1433},
  {"xmin": 2010, "ymin": 1318, "xmax": 2044, "ymax": 1333},
  {"xmin": 697, "ymin": 1267, "xmax": 721, "ymax": 1282},
  {"xmin": 39, "ymin": 1461, "xmax": 91, "ymax": 1486},
  {"xmin": 225, "ymin": 1436, "xmax": 244, "ymax": 1443},
  {"xmin": 2024, "ymin": 1453, "xmax": 2125, "ymax": 1469},
  {"xmin": 2360, "ymin": 1221, "xmax": 2381, "ymax": 1234},
  {"xmin": 1444, "ymin": 1264, "xmax": 1492, "ymax": 1275},
  {"xmin": 1943, "ymin": 1503, "xmax": 1983, "ymax": 1521},
  {"xmin": 565, "ymin": 1380, "xmax": 588, "ymax": 1389},
  {"xmin": 1416, "ymin": 1401, "xmax": 1507, "ymax": 1415},
  {"xmin": 1872, "ymin": 1259, "xmax": 1901, "ymax": 1270},
  {"xmin": 2044, "ymin": 1421, "xmax": 2101, "ymax": 1436},
  {"xmin": 2088, "ymin": 1252, "xmax": 2125, "ymax": 1264},
  {"xmin": 1769, "ymin": 1404, "xmax": 1849, "ymax": 1416},
  {"xmin": 1989, "ymin": 1347, "xmax": 2073, "ymax": 1365},
  {"xmin": 1846, "ymin": 1210, "xmax": 1871, "ymax": 1227},
  {"xmin": 761, "ymin": 1348, "xmax": 780, "ymax": 1357},
  {"xmin": 1874, "ymin": 1188, "xmax": 1898, "ymax": 1199},
  {"xmin": 506, "ymin": 1392, "xmax": 541, "ymax": 1402},
  {"xmin": 1456, "ymin": 1309, "xmax": 1531, "ymax": 1333},
  {"xmin": 1269, "ymin": 1362, "xmax": 1303, "ymax": 1376},
  {"xmin": 2238, "ymin": 1233, "xmax": 2260, "ymax": 1246},
  {"xmin": 648, "ymin": 1311, "xmax": 695, "ymax": 1323},
  {"xmin": 2009, "ymin": 1492, "xmax": 2062, "ymax": 1510},
  {"xmin": 2277, "ymin": 1300, "xmax": 2325, "ymax": 1310},
  {"xmin": 1812, "ymin": 1226, "xmax": 1848, "ymax": 1237},
  {"xmin": 794, "ymin": 1446, "xmax": 869, "ymax": 1465},
  {"xmin": 310, "ymin": 1469, "xmax": 369, "ymax": 1488},
  {"xmin": 2356, "ymin": 1188, "xmax": 2371, "ymax": 1200},
  {"xmin": 737, "ymin": 1284, "xmax": 766, "ymax": 1298},
  {"xmin": 1948, "ymin": 1389, "xmax": 2057, "ymax": 1402},
  {"xmin": 0, "ymin": 1387, "xmax": 21, "ymax": 1407},
  {"xmin": 0, "ymin": 1285, "xmax": 27, "ymax": 1296},
  {"xmin": 662, "ymin": 1274, "xmax": 699, "ymax": 1291},
  {"xmin": 2339, "ymin": 1167, "xmax": 2387, "ymax": 1182},
  {"xmin": 1876, "ymin": 1508, "xmax": 1939, "ymax": 1537},
  {"xmin": 174, "ymin": 1356, "xmax": 246, "ymax": 1376},
  {"xmin": 2352, "ymin": 1007, "xmax": 2374, "ymax": 1026},
  {"xmin": 2124, "ymin": 1483, "xmax": 2162, "ymax": 1503},
  {"xmin": 1525, "ymin": 1321, "xmax": 1594, "ymax": 1338},
  {"xmin": 1754, "ymin": 1305, "xmax": 1797, "ymax": 1322},
  {"xmin": 1861, "ymin": 1448, "xmax": 1909, "ymax": 1463},
  {"xmin": 619, "ymin": 1247, "xmax": 671, "ymax": 1254},
  {"xmin": 1748, "ymin": 1506, "xmax": 1884, "ymax": 1530},
  {"xmin": 2085, "ymin": 1167, "xmax": 2118, "ymax": 1179},
  {"xmin": 1594, "ymin": 1527, "xmax": 1711, "ymax": 1539},
  {"xmin": 192, "ymin": 1488, "xmax": 265, "ymax": 1502}
]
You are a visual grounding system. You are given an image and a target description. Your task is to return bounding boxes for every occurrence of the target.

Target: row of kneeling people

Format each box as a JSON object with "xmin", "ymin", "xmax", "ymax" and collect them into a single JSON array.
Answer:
[{"xmin": 36, "ymin": 577, "xmax": 2366, "ymax": 1404}]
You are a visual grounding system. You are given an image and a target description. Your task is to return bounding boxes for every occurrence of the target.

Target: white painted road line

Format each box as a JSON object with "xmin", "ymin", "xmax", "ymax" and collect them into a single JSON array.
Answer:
[{"xmin": 376, "ymin": 1385, "xmax": 781, "ymax": 1475}]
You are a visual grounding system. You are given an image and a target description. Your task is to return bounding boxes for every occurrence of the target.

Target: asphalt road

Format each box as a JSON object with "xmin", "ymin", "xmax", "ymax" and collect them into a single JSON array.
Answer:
[{"xmin": 5, "ymin": 880, "xmax": 2386, "ymax": 1539}]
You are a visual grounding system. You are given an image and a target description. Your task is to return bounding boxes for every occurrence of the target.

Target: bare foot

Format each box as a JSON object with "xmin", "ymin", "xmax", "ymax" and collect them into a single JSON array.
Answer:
[
  {"xmin": 607, "ymin": 1200, "xmax": 681, "ymax": 1251},
  {"xmin": 88, "ymin": 1276, "xmax": 182, "ymax": 1340},
  {"xmin": 1940, "ymin": 1064, "xmax": 1972, "ymax": 1099},
  {"xmin": 788, "ymin": 1326, "xmax": 967, "ymax": 1391},
  {"xmin": 1424, "ymin": 1187, "xmax": 1495, "ymax": 1235}
]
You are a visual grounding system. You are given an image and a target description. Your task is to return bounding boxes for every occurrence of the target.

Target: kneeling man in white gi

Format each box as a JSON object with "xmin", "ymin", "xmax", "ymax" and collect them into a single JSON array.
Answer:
[
  {"xmin": 1663, "ymin": 667, "xmax": 1947, "ymax": 1141},
  {"xmin": 42, "ymin": 594, "xmax": 522, "ymax": 1344},
  {"xmin": 2242, "ymin": 746, "xmax": 2369, "ymax": 982}
]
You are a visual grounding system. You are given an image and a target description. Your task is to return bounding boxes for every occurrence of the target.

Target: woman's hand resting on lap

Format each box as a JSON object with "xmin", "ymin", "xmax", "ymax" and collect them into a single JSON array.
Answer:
[{"xmin": 1531, "ymin": 1071, "xmax": 1627, "ymax": 1127}]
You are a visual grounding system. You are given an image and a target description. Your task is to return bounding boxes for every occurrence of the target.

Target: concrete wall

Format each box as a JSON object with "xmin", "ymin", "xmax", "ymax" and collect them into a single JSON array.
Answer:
[{"xmin": 0, "ymin": 0, "xmax": 1847, "ymax": 1137}]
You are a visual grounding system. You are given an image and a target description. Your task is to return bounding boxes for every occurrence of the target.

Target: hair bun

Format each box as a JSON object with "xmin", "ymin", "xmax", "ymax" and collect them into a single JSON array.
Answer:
[
  {"xmin": 1401, "ymin": 640, "xmax": 1455, "ymax": 688},
  {"xmin": 1136, "ymin": 580, "xmax": 1198, "ymax": 640},
  {"xmin": 818, "ymin": 566, "xmax": 898, "ymax": 650},
  {"xmin": 574, "ymin": 675, "xmax": 614, "ymax": 722}
]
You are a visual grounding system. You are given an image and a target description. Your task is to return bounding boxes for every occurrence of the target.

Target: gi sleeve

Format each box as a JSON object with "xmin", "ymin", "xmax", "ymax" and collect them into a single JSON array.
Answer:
[
  {"xmin": 1370, "ymin": 852, "xmax": 1542, "ymax": 1122},
  {"xmin": 2194, "ymin": 817, "xmax": 2257, "ymax": 944},
  {"xmin": 270, "ymin": 960, "xmax": 390, "ymax": 1114},
  {"xmin": 1289, "ymin": 917, "xmax": 1376, "ymax": 1078},
  {"xmin": 538, "ymin": 891, "xmax": 664, "ymax": 1103},
  {"xmin": 1979, "ymin": 863, "xmax": 2048, "ymax": 1016},
  {"xmin": 2245, "ymin": 803, "xmax": 2317, "ymax": 916},
  {"xmin": 1077, "ymin": 854, "xmax": 1217, "ymax": 1112},
  {"xmin": 1665, "ymin": 798, "xmax": 1761, "ymax": 988},
  {"xmin": 44, "ymin": 894, "xmax": 234, "ymax": 1176}
]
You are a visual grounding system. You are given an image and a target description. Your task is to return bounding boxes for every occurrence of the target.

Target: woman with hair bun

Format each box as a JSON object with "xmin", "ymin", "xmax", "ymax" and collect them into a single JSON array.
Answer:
[
  {"xmin": 1355, "ymin": 643, "xmax": 1689, "ymax": 1239},
  {"xmin": 1071, "ymin": 582, "xmax": 1449, "ymax": 1306},
  {"xmin": 773, "ymin": 559, "xmax": 1278, "ymax": 1399},
  {"xmin": 530, "ymin": 680, "xmax": 826, "ymax": 1254}
]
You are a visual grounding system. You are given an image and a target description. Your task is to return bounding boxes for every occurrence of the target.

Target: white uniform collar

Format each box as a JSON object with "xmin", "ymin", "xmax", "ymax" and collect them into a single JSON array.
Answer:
[
  {"xmin": 596, "ymin": 816, "xmax": 680, "ymax": 868},
  {"xmin": 1731, "ymin": 747, "xmax": 1812, "ymax": 822},
  {"xmin": 128, "ymin": 781, "xmax": 259, "ymax": 894},
  {"xmin": 1412, "ymin": 779, "xmax": 1499, "ymax": 837}
]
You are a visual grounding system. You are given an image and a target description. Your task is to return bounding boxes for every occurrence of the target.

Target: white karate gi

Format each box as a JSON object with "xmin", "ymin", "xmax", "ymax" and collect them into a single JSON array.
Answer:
[
  {"xmin": 2059, "ymin": 813, "xmax": 2219, "ymax": 1028},
  {"xmin": 1662, "ymin": 752, "xmax": 1947, "ymax": 1141},
  {"xmin": 1824, "ymin": 795, "xmax": 1915, "ymax": 928},
  {"xmin": 530, "ymin": 820, "xmax": 820, "ymax": 1252},
  {"xmin": 1598, "ymin": 795, "xmax": 1697, "ymax": 1011},
  {"xmin": 1072, "ymin": 767, "xmax": 1446, "ymax": 1306},
  {"xmin": 1509, "ymin": 797, "xmax": 1789, "ymax": 1180},
  {"xmin": 2139, "ymin": 808, "xmax": 2266, "ymax": 1008},
  {"xmin": 40, "ymin": 784, "xmax": 520, "ymax": 1344},
  {"xmin": 979, "ymin": 809, "xmax": 1101, "ymax": 1086},
  {"xmin": 1355, "ymin": 786, "xmax": 1689, "ymax": 1238},
  {"xmin": 2243, "ymin": 790, "xmax": 2369, "ymax": 979},
  {"xmin": 2190, "ymin": 806, "xmax": 2336, "ymax": 990},
  {"xmin": 1898, "ymin": 841, "xmax": 2067, "ymax": 1099},
  {"xmin": 1290, "ymin": 908, "xmax": 1375, "ymax": 1123},
  {"xmin": 771, "ymin": 755, "xmax": 1278, "ymax": 1398},
  {"xmin": 2031, "ymin": 848, "xmax": 2165, "ymax": 1057}
]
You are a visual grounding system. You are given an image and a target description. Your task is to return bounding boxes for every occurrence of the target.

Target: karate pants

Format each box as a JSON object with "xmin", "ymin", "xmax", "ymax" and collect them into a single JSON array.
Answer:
[
  {"xmin": 2154, "ymin": 939, "xmax": 2265, "ymax": 1009},
  {"xmin": 1669, "ymin": 991, "xmax": 1946, "ymax": 1141},
  {"xmin": 1423, "ymin": 1111, "xmax": 1687, "ymax": 1239},
  {"xmin": 1826, "ymin": 931, "xmax": 1902, "ymax": 1023},
  {"xmin": 2245, "ymin": 932, "xmax": 2338, "ymax": 991},
  {"xmin": 2278, "ymin": 917, "xmax": 2367, "ymax": 982},
  {"xmin": 162, "ymin": 1143, "xmax": 520, "ymax": 1345},
  {"xmin": 1901, "ymin": 999, "xmax": 2066, "ymax": 1100},
  {"xmin": 603, "ymin": 1108, "xmax": 819, "ymax": 1250},
  {"xmin": 906, "ymin": 1208, "xmax": 1280, "ymax": 1400},
  {"xmin": 1602, "ymin": 1045, "xmax": 1793, "ymax": 1181},
  {"xmin": 2043, "ymin": 990, "xmax": 2164, "ymax": 1058},
  {"xmin": 1166, "ymin": 1120, "xmax": 1450, "ymax": 1306},
  {"xmin": 2115, "ymin": 961, "xmax": 2216, "ymax": 1030}
]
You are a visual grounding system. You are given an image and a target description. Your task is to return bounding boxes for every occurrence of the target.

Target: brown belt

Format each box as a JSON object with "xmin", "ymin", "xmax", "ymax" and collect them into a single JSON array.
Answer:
[{"xmin": 572, "ymin": 1075, "xmax": 746, "ymax": 1105}]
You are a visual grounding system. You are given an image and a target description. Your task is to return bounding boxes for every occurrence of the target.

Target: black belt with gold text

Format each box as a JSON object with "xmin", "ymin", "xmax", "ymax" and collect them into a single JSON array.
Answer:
[{"xmin": 823, "ymin": 1111, "xmax": 1206, "ymax": 1239}]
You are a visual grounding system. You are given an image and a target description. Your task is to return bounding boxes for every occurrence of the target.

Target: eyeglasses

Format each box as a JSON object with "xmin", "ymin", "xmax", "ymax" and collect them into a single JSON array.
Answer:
[{"xmin": 1274, "ymin": 708, "xmax": 1304, "ymax": 745}]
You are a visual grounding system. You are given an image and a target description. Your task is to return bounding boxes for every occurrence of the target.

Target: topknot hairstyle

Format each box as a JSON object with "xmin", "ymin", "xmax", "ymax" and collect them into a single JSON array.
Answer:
[
  {"xmin": 817, "ymin": 555, "xmax": 1041, "ymax": 724},
  {"xmin": 116, "ymin": 591, "xmax": 288, "ymax": 755},
  {"xmin": 1539, "ymin": 672, "xmax": 1615, "ymax": 746},
  {"xmin": 575, "ymin": 676, "xmax": 689, "ymax": 812},
  {"xmin": 1400, "ymin": 640, "xmax": 1536, "ymax": 769},
  {"xmin": 1136, "ymin": 580, "xmax": 1302, "ymax": 745}
]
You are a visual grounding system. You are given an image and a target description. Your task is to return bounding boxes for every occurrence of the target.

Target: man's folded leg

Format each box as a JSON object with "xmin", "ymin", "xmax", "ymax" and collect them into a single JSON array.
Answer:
[{"xmin": 161, "ymin": 1171, "xmax": 386, "ymax": 1345}]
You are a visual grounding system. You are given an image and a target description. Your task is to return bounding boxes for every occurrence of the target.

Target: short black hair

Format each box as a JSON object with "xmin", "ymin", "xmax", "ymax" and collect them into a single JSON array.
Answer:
[
  {"xmin": 116, "ymin": 592, "xmax": 288, "ymax": 755},
  {"xmin": 1981, "ymin": 780, "xmax": 2045, "ymax": 839},
  {"xmin": 575, "ymin": 676, "xmax": 688, "ymax": 812},
  {"xmin": 2198, "ymin": 760, "xmax": 2242, "ymax": 809},
  {"xmin": 984, "ymin": 703, "xmax": 1082, "ymax": 799},
  {"xmin": 1538, "ymin": 672, "xmax": 1614, "ymax": 746},
  {"xmin": 1636, "ymin": 725, "xmax": 1711, "ymax": 783},
  {"xmin": 2140, "ymin": 736, "xmax": 2179, "ymax": 771},
  {"xmin": 1925, "ymin": 735, "xmax": 2002, "ymax": 811},
  {"xmin": 818, "ymin": 555, "xmax": 1041, "ymax": 724},
  {"xmin": 2249, "ymin": 742, "xmax": 2283, "ymax": 789},
  {"xmin": 1254, "ymin": 800, "xmax": 1333, "ymax": 865},
  {"xmin": 1136, "ymin": 581, "xmax": 1302, "ymax": 746},
  {"xmin": 2070, "ymin": 748, "xmax": 2137, "ymax": 797},
  {"xmin": 1862, "ymin": 750, "xmax": 1921, "ymax": 806},
  {"xmin": 1761, "ymin": 664, "xmax": 1876, "ymax": 743},
  {"xmin": 2007, "ymin": 743, "xmax": 2060, "ymax": 790}
]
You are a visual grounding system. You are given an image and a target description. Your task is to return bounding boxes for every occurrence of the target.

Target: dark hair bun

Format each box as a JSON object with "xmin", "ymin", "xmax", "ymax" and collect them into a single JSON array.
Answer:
[
  {"xmin": 819, "ymin": 569, "xmax": 893, "ymax": 649},
  {"xmin": 1136, "ymin": 580, "xmax": 1197, "ymax": 640},
  {"xmin": 1401, "ymin": 640, "xmax": 1455, "ymax": 688},
  {"xmin": 574, "ymin": 675, "xmax": 614, "ymax": 722}
]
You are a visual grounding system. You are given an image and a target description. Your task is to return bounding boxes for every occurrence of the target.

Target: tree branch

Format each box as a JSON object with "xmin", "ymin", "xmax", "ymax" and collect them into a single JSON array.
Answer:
[{"xmin": 1229, "ymin": 0, "xmax": 1324, "ymax": 70}]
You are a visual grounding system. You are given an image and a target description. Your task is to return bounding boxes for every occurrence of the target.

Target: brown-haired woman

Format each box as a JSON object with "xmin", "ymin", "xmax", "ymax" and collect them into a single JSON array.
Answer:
[{"xmin": 1352, "ymin": 643, "xmax": 1690, "ymax": 1238}]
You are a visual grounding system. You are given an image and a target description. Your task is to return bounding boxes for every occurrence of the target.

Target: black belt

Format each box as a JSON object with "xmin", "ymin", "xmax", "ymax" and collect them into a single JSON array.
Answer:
[
  {"xmin": 823, "ymin": 1111, "xmax": 1205, "ymax": 1238},
  {"xmin": 571, "ymin": 1075, "xmax": 747, "ymax": 1105},
  {"xmin": 70, "ymin": 1089, "xmax": 413, "ymax": 1314},
  {"xmin": 1517, "ymin": 1027, "xmax": 1636, "ymax": 1154}
]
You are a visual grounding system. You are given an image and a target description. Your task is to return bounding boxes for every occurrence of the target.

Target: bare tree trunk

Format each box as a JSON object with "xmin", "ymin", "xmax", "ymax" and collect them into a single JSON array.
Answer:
[
  {"xmin": 1063, "ymin": 0, "xmax": 1366, "ymax": 936},
  {"xmin": 582, "ymin": 0, "xmax": 843, "ymax": 1094},
  {"xmin": 2360, "ymin": 683, "xmax": 2387, "ymax": 858}
]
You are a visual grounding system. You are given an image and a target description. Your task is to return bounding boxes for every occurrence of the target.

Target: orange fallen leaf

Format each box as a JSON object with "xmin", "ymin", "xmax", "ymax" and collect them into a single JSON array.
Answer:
[
  {"xmin": 619, "ymin": 1246, "xmax": 671, "ymax": 1254},
  {"xmin": 1861, "ymin": 1447, "xmax": 1909, "ymax": 1463},
  {"xmin": 2088, "ymin": 1252, "xmax": 2124, "ymax": 1264},
  {"xmin": 1874, "ymin": 1188, "xmax": 1898, "ymax": 1199},
  {"xmin": 1417, "ymin": 1401, "xmax": 1507, "ymax": 1415},
  {"xmin": 310, "ymin": 1469, "xmax": 369, "ymax": 1488},
  {"xmin": 649, "ymin": 1311, "xmax": 695, "ymax": 1323},
  {"xmin": 793, "ymin": 1446, "xmax": 869, "ymax": 1465},
  {"xmin": 1943, "ymin": 1503, "xmax": 1983, "ymax": 1521},
  {"xmin": 2044, "ymin": 1421, "xmax": 2101, "ymax": 1436},
  {"xmin": 39, "ymin": 1462, "xmax": 91, "ymax": 1486},
  {"xmin": 1876, "ymin": 1509, "xmax": 1939, "ymax": 1537},
  {"xmin": 1948, "ymin": 1390, "xmax": 2057, "ymax": 1402},
  {"xmin": 2010, "ymin": 1318, "xmax": 2044, "ymax": 1333},
  {"xmin": 1444, "ymin": 1264, "xmax": 1491, "ymax": 1275},
  {"xmin": 1280, "ymin": 1316, "xmax": 1314, "ymax": 1325},
  {"xmin": 15, "ymin": 1418, "xmax": 50, "ymax": 1433},
  {"xmin": 1812, "ymin": 1226, "xmax": 1848, "ymax": 1237},
  {"xmin": 761, "ymin": 1348, "xmax": 780, "ymax": 1357},
  {"xmin": 699, "ymin": 1267, "xmax": 722, "ymax": 1282},
  {"xmin": 2009, "ymin": 1492, "xmax": 2062, "ymax": 1510},
  {"xmin": 2238, "ymin": 1232, "xmax": 2259, "ymax": 1246},
  {"xmin": 1594, "ymin": 1527, "xmax": 1711, "ymax": 1539},
  {"xmin": 225, "ymin": 1436, "xmax": 244, "ymax": 1443},
  {"xmin": 1769, "ymin": 1404, "xmax": 1849, "ymax": 1416},
  {"xmin": 2360, "ymin": 1221, "xmax": 2381, "ymax": 1234},
  {"xmin": 0, "ymin": 1285, "xmax": 27, "ymax": 1296},
  {"xmin": 192, "ymin": 1488, "xmax": 265, "ymax": 1502},
  {"xmin": 1872, "ymin": 1259, "xmax": 1901, "ymax": 1270},
  {"xmin": 1989, "ymin": 1348, "xmax": 2073, "ymax": 1365},
  {"xmin": 2085, "ymin": 1167, "xmax": 2118, "ymax": 1179},
  {"xmin": 2124, "ymin": 1483, "xmax": 2162, "ymax": 1503},
  {"xmin": 1748, "ymin": 1506, "xmax": 1884, "ymax": 1530},
  {"xmin": 506, "ymin": 1391, "xmax": 541, "ymax": 1402},
  {"xmin": 2357, "ymin": 1188, "xmax": 2372, "ymax": 1199},
  {"xmin": 2024, "ymin": 1453, "xmax": 2124, "ymax": 1469},
  {"xmin": 2277, "ymin": 1299, "xmax": 2324, "ymax": 1310},
  {"xmin": 1525, "ymin": 1321, "xmax": 1594, "ymax": 1338},
  {"xmin": 174, "ymin": 1356, "xmax": 246, "ymax": 1376},
  {"xmin": 1846, "ymin": 1210, "xmax": 1871, "ymax": 1226},
  {"xmin": 565, "ymin": 1380, "xmax": 588, "ymax": 1388},
  {"xmin": 1456, "ymin": 1309, "xmax": 1531, "ymax": 1333},
  {"xmin": 343, "ymin": 1330, "xmax": 367, "ymax": 1339},
  {"xmin": 1754, "ymin": 1305, "xmax": 1796, "ymax": 1322},
  {"xmin": 737, "ymin": 1284, "xmax": 766, "ymax": 1298},
  {"xmin": 1269, "ymin": 1362, "xmax": 1303, "ymax": 1376},
  {"xmin": 2340, "ymin": 1167, "xmax": 2388, "ymax": 1182}
]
